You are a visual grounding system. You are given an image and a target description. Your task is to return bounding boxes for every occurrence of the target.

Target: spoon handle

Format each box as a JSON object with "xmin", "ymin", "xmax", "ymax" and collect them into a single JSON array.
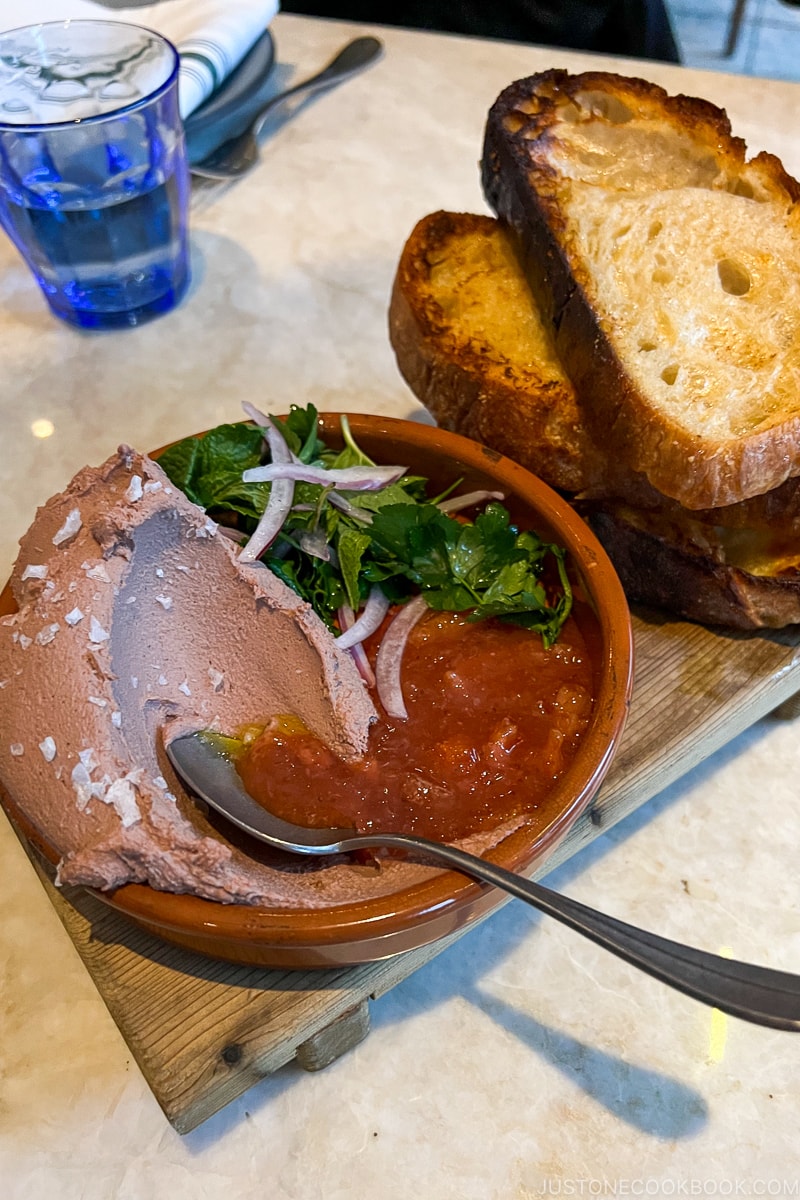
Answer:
[
  {"xmin": 344, "ymin": 832, "xmax": 800, "ymax": 1031},
  {"xmin": 165, "ymin": 733, "xmax": 800, "ymax": 1031},
  {"xmin": 249, "ymin": 36, "xmax": 383, "ymax": 138},
  {"xmin": 190, "ymin": 36, "xmax": 383, "ymax": 180}
]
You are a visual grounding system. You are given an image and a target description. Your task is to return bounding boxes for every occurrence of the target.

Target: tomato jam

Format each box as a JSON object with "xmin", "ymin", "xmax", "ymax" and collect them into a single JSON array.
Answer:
[{"xmin": 237, "ymin": 607, "xmax": 595, "ymax": 844}]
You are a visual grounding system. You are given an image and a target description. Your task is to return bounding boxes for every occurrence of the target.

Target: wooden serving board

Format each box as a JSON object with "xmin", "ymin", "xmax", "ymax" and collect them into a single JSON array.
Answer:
[{"xmin": 9, "ymin": 607, "xmax": 800, "ymax": 1134}]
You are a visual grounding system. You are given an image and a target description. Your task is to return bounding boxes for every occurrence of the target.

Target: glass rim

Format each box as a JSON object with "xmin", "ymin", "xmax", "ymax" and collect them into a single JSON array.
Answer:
[{"xmin": 0, "ymin": 18, "xmax": 181, "ymax": 132}]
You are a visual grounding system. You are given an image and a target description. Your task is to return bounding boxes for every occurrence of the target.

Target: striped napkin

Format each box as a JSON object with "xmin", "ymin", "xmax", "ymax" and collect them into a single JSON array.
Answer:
[{"xmin": 0, "ymin": 0, "xmax": 280, "ymax": 117}]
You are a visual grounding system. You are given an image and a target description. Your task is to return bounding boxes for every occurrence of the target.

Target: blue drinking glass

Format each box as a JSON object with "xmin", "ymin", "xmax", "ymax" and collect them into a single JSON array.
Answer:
[{"xmin": 0, "ymin": 20, "xmax": 190, "ymax": 330}]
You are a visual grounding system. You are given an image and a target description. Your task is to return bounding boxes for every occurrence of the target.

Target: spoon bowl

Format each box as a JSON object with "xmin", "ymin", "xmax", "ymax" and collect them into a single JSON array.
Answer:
[{"xmin": 167, "ymin": 730, "xmax": 800, "ymax": 1031}]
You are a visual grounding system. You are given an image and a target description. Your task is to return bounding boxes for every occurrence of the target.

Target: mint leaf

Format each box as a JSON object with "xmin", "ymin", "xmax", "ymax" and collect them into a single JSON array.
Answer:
[
  {"xmin": 354, "ymin": 476, "xmax": 428, "ymax": 511},
  {"xmin": 158, "ymin": 423, "xmax": 269, "ymax": 522},
  {"xmin": 280, "ymin": 404, "xmax": 325, "ymax": 462},
  {"xmin": 337, "ymin": 528, "xmax": 372, "ymax": 610}
]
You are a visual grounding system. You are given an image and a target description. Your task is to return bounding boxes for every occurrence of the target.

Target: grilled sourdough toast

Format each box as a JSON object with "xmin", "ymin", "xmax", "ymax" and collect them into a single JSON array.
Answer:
[
  {"xmin": 389, "ymin": 210, "xmax": 603, "ymax": 493},
  {"xmin": 481, "ymin": 70, "xmax": 800, "ymax": 511},
  {"xmin": 388, "ymin": 210, "xmax": 800, "ymax": 629}
]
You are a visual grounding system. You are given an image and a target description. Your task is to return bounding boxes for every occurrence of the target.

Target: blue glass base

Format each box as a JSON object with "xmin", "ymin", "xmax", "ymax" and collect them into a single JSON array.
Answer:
[{"xmin": 46, "ymin": 265, "xmax": 190, "ymax": 330}]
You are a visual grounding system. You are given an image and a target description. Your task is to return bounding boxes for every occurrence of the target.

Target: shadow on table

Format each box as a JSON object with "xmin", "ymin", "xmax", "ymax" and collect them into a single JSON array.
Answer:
[
  {"xmin": 358, "ymin": 722, "xmax": 779, "ymax": 1141},
  {"xmin": 183, "ymin": 725, "xmax": 771, "ymax": 1150}
]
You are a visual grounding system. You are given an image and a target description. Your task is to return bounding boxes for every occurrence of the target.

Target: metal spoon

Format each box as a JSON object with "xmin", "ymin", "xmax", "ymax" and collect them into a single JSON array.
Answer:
[
  {"xmin": 190, "ymin": 36, "xmax": 383, "ymax": 180},
  {"xmin": 167, "ymin": 731, "xmax": 800, "ymax": 1031}
]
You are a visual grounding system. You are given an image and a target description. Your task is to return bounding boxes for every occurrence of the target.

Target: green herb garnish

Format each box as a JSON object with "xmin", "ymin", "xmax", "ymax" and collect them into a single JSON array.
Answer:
[{"xmin": 158, "ymin": 406, "xmax": 572, "ymax": 646}]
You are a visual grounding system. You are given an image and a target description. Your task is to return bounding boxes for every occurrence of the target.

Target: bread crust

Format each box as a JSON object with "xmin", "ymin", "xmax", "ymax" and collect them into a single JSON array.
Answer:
[
  {"xmin": 388, "ymin": 211, "xmax": 605, "ymax": 493},
  {"xmin": 586, "ymin": 504, "xmax": 800, "ymax": 630},
  {"xmin": 390, "ymin": 209, "xmax": 800, "ymax": 534},
  {"xmin": 482, "ymin": 70, "xmax": 800, "ymax": 510},
  {"xmin": 389, "ymin": 205, "xmax": 800, "ymax": 628}
]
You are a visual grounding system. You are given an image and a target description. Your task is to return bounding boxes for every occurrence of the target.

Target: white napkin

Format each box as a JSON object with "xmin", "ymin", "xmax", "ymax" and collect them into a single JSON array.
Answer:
[{"xmin": 0, "ymin": 0, "xmax": 280, "ymax": 117}]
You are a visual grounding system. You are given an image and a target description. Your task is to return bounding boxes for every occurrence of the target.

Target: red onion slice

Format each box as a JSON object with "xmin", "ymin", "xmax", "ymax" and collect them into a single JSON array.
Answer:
[
  {"xmin": 335, "ymin": 586, "xmax": 390, "ymax": 650},
  {"xmin": 374, "ymin": 594, "xmax": 428, "ymax": 720},
  {"xmin": 239, "ymin": 423, "xmax": 295, "ymax": 563},
  {"xmin": 438, "ymin": 489, "xmax": 504, "ymax": 514},
  {"xmin": 328, "ymin": 490, "xmax": 373, "ymax": 524},
  {"xmin": 243, "ymin": 462, "xmax": 406, "ymax": 491},
  {"xmin": 338, "ymin": 604, "xmax": 375, "ymax": 687},
  {"xmin": 299, "ymin": 529, "xmax": 331, "ymax": 562},
  {"xmin": 241, "ymin": 400, "xmax": 271, "ymax": 428}
]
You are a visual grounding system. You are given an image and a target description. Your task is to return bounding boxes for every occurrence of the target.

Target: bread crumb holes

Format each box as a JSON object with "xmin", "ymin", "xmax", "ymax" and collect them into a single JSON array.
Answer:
[{"xmin": 717, "ymin": 258, "xmax": 751, "ymax": 296}]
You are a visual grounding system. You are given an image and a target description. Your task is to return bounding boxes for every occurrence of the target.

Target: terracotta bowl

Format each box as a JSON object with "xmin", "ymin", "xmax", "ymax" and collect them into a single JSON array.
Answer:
[{"xmin": 0, "ymin": 414, "xmax": 634, "ymax": 968}]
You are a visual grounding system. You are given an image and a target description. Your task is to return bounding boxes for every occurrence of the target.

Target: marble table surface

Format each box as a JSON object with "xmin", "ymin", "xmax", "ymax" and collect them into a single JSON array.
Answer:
[{"xmin": 2, "ymin": 12, "xmax": 800, "ymax": 1197}]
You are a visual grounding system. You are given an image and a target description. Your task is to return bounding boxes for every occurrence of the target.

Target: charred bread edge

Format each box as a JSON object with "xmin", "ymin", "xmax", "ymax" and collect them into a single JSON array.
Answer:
[
  {"xmin": 388, "ymin": 211, "xmax": 599, "ymax": 493},
  {"xmin": 586, "ymin": 506, "xmax": 800, "ymax": 630},
  {"xmin": 481, "ymin": 69, "xmax": 800, "ymax": 512},
  {"xmin": 388, "ymin": 212, "xmax": 497, "ymax": 440}
]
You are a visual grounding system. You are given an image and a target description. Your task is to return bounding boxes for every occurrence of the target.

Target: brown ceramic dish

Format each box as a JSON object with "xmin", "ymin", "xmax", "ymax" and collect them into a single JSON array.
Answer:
[{"xmin": 0, "ymin": 413, "xmax": 634, "ymax": 968}]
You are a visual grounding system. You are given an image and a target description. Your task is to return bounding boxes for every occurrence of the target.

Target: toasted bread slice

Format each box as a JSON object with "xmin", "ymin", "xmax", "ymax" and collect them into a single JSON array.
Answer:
[
  {"xmin": 482, "ymin": 70, "xmax": 800, "ymax": 511},
  {"xmin": 585, "ymin": 502, "xmax": 800, "ymax": 630},
  {"xmin": 389, "ymin": 209, "xmax": 800, "ymax": 627},
  {"xmin": 388, "ymin": 210, "xmax": 605, "ymax": 493},
  {"xmin": 389, "ymin": 210, "xmax": 800, "ymax": 533}
]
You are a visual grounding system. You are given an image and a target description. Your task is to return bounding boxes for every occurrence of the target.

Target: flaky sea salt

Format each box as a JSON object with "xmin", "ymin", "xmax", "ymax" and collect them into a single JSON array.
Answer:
[
  {"xmin": 35, "ymin": 623, "xmax": 60, "ymax": 646},
  {"xmin": 21, "ymin": 564, "xmax": 48, "ymax": 581},
  {"xmin": 18, "ymin": 634, "xmax": 32, "ymax": 650},
  {"xmin": 157, "ymin": 674, "xmax": 168, "ymax": 686},
  {"xmin": 64, "ymin": 607, "xmax": 84, "ymax": 626},
  {"xmin": 83, "ymin": 561, "xmax": 111, "ymax": 583},
  {"xmin": 71, "ymin": 761, "xmax": 93, "ymax": 810},
  {"xmin": 88, "ymin": 696, "xmax": 107, "ymax": 708},
  {"xmin": 208, "ymin": 668, "xmax": 225, "ymax": 692},
  {"xmin": 79, "ymin": 747, "xmax": 97, "ymax": 771},
  {"xmin": 195, "ymin": 517, "xmax": 218, "ymax": 538},
  {"xmin": 104, "ymin": 777, "xmax": 141, "ymax": 827},
  {"xmin": 88, "ymin": 616, "xmax": 109, "ymax": 644},
  {"xmin": 111, "ymin": 711, "xmax": 122, "ymax": 728},
  {"xmin": 178, "ymin": 680, "xmax": 191, "ymax": 696},
  {"xmin": 52, "ymin": 508, "xmax": 82, "ymax": 546},
  {"xmin": 10, "ymin": 743, "xmax": 23, "ymax": 756},
  {"xmin": 155, "ymin": 594, "xmax": 173, "ymax": 610},
  {"xmin": 38, "ymin": 737, "xmax": 56, "ymax": 762},
  {"xmin": 143, "ymin": 480, "xmax": 162, "ymax": 494},
  {"xmin": 155, "ymin": 567, "xmax": 164, "ymax": 578},
  {"xmin": 125, "ymin": 475, "xmax": 143, "ymax": 502}
]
